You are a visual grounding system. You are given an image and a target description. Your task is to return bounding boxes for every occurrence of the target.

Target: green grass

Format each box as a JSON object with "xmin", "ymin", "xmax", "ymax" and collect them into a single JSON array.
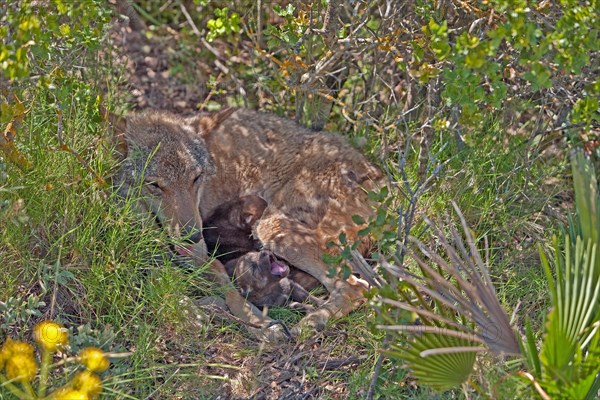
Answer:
[{"xmin": 0, "ymin": 90, "xmax": 216, "ymax": 398}]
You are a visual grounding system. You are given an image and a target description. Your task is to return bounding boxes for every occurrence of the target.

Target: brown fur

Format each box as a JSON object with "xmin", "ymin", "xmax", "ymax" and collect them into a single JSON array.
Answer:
[
  {"xmin": 204, "ymin": 195, "xmax": 322, "ymax": 310},
  {"xmin": 196, "ymin": 108, "xmax": 382, "ymax": 334},
  {"xmin": 113, "ymin": 107, "xmax": 382, "ymax": 339},
  {"xmin": 226, "ymin": 250, "xmax": 324, "ymax": 312},
  {"xmin": 112, "ymin": 111, "xmax": 286, "ymax": 341}
]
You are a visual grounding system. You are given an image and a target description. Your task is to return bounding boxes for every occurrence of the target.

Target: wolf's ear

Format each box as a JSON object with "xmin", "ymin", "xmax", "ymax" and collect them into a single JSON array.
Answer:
[
  {"xmin": 100, "ymin": 105, "xmax": 128, "ymax": 160},
  {"xmin": 196, "ymin": 107, "xmax": 235, "ymax": 137}
]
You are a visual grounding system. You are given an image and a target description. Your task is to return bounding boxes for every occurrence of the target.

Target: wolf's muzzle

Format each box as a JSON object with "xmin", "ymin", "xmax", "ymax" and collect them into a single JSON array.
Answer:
[{"xmin": 186, "ymin": 230, "xmax": 204, "ymax": 244}]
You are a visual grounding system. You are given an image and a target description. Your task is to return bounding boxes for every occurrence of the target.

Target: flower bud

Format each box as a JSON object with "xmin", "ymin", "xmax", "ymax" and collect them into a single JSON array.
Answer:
[
  {"xmin": 2, "ymin": 338, "xmax": 35, "ymax": 357},
  {"xmin": 1, "ymin": 338, "xmax": 35, "ymax": 373},
  {"xmin": 72, "ymin": 370, "xmax": 102, "ymax": 399},
  {"xmin": 79, "ymin": 347, "xmax": 109, "ymax": 372},
  {"xmin": 33, "ymin": 320, "xmax": 69, "ymax": 352},
  {"xmin": 52, "ymin": 388, "xmax": 89, "ymax": 400},
  {"xmin": 5, "ymin": 353, "xmax": 37, "ymax": 382}
]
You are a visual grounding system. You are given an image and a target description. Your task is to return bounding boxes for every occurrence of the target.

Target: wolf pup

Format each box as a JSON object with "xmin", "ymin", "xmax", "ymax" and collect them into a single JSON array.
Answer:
[
  {"xmin": 229, "ymin": 249, "xmax": 325, "ymax": 312},
  {"xmin": 203, "ymin": 195, "xmax": 267, "ymax": 263},
  {"xmin": 112, "ymin": 107, "xmax": 382, "ymax": 340},
  {"xmin": 203, "ymin": 195, "xmax": 323, "ymax": 310}
]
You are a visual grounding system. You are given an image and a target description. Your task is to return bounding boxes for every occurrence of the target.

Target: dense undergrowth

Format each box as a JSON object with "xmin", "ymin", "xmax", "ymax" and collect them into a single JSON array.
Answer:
[{"xmin": 1, "ymin": 0, "xmax": 598, "ymax": 399}]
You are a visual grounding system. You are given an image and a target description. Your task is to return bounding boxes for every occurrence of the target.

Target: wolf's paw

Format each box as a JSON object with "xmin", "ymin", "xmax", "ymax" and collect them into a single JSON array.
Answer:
[
  {"xmin": 291, "ymin": 308, "xmax": 331, "ymax": 338},
  {"xmin": 250, "ymin": 321, "xmax": 291, "ymax": 343}
]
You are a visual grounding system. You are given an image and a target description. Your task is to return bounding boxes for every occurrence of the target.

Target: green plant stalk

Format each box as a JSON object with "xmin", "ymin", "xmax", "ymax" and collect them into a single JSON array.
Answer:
[
  {"xmin": 21, "ymin": 380, "xmax": 36, "ymax": 399},
  {"xmin": 0, "ymin": 373, "xmax": 29, "ymax": 400},
  {"xmin": 38, "ymin": 348, "xmax": 52, "ymax": 397},
  {"xmin": 466, "ymin": 378, "xmax": 488, "ymax": 399}
]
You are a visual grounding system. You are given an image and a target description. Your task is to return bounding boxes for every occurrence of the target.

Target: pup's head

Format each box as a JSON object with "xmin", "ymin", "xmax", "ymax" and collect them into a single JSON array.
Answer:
[
  {"xmin": 110, "ymin": 108, "xmax": 234, "ymax": 257},
  {"xmin": 211, "ymin": 195, "xmax": 267, "ymax": 232},
  {"xmin": 231, "ymin": 250, "xmax": 290, "ymax": 295}
]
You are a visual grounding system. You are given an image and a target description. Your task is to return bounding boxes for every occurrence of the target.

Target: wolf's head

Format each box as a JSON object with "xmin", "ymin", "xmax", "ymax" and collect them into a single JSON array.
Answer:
[{"xmin": 110, "ymin": 108, "xmax": 233, "ymax": 258}]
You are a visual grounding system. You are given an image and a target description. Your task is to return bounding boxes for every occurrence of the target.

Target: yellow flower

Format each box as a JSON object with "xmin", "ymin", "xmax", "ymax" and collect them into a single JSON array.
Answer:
[
  {"xmin": 2, "ymin": 338, "xmax": 35, "ymax": 357},
  {"xmin": 51, "ymin": 388, "xmax": 89, "ymax": 400},
  {"xmin": 5, "ymin": 352, "xmax": 37, "ymax": 382},
  {"xmin": 34, "ymin": 320, "xmax": 69, "ymax": 352},
  {"xmin": 79, "ymin": 347, "xmax": 109, "ymax": 372},
  {"xmin": 2, "ymin": 338, "xmax": 33, "ymax": 373},
  {"xmin": 72, "ymin": 370, "xmax": 102, "ymax": 399}
]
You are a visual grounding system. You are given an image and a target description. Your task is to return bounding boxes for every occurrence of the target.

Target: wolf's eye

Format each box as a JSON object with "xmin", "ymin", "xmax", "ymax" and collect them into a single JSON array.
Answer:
[
  {"xmin": 146, "ymin": 181, "xmax": 161, "ymax": 190},
  {"xmin": 193, "ymin": 175, "xmax": 203, "ymax": 185}
]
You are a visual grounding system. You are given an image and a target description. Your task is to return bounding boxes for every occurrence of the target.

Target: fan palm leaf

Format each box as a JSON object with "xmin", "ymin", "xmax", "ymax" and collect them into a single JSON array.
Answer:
[
  {"xmin": 377, "ymin": 202, "xmax": 520, "ymax": 390},
  {"xmin": 533, "ymin": 151, "xmax": 600, "ymax": 399}
]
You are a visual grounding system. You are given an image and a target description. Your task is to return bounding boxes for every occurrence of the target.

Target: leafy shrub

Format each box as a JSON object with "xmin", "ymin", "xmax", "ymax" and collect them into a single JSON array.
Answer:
[{"xmin": 374, "ymin": 151, "xmax": 599, "ymax": 398}]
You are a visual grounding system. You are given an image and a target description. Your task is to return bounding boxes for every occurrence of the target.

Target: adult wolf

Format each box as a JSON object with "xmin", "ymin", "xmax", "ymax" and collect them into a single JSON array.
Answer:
[{"xmin": 111, "ymin": 107, "xmax": 382, "ymax": 340}]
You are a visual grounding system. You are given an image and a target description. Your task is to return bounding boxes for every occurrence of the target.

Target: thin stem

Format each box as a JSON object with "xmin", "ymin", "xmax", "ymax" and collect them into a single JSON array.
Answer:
[
  {"xmin": 0, "ymin": 373, "xmax": 29, "ymax": 400},
  {"xmin": 366, "ymin": 336, "xmax": 390, "ymax": 400},
  {"xmin": 38, "ymin": 349, "xmax": 52, "ymax": 397},
  {"xmin": 21, "ymin": 380, "xmax": 36, "ymax": 399}
]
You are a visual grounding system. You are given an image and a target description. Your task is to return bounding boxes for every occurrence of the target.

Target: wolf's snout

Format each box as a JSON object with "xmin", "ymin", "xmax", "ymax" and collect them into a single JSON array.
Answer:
[{"xmin": 186, "ymin": 230, "xmax": 203, "ymax": 244}]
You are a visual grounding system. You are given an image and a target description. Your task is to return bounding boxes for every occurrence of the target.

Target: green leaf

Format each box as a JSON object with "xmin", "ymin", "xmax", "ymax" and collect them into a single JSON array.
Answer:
[
  {"xmin": 59, "ymin": 23, "xmax": 70, "ymax": 36},
  {"xmin": 520, "ymin": 316, "xmax": 541, "ymax": 376},
  {"xmin": 351, "ymin": 214, "xmax": 365, "ymax": 225},
  {"xmin": 357, "ymin": 227, "xmax": 370, "ymax": 237},
  {"xmin": 375, "ymin": 210, "xmax": 386, "ymax": 226},
  {"xmin": 400, "ymin": 334, "xmax": 478, "ymax": 392}
]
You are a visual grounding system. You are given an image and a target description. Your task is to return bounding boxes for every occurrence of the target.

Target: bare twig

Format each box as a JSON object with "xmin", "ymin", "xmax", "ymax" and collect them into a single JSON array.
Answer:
[
  {"xmin": 317, "ymin": 355, "xmax": 366, "ymax": 370},
  {"xmin": 180, "ymin": 3, "xmax": 247, "ymax": 104},
  {"xmin": 256, "ymin": 0, "xmax": 263, "ymax": 47},
  {"xmin": 114, "ymin": 0, "xmax": 146, "ymax": 31},
  {"xmin": 366, "ymin": 119, "xmax": 442, "ymax": 399},
  {"xmin": 366, "ymin": 337, "xmax": 389, "ymax": 400},
  {"xmin": 518, "ymin": 371, "xmax": 552, "ymax": 400}
]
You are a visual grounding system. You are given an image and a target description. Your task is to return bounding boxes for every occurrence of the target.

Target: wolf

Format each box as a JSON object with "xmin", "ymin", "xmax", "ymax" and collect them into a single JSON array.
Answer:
[
  {"xmin": 111, "ymin": 107, "xmax": 382, "ymax": 340},
  {"xmin": 203, "ymin": 195, "xmax": 323, "ymax": 311}
]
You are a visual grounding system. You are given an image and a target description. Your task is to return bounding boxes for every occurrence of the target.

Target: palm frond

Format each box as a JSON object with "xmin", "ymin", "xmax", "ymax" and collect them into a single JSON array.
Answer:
[
  {"xmin": 536, "ymin": 151, "xmax": 600, "ymax": 398},
  {"xmin": 380, "ymin": 202, "xmax": 520, "ymax": 356},
  {"xmin": 571, "ymin": 151, "xmax": 599, "ymax": 265},
  {"xmin": 387, "ymin": 334, "xmax": 478, "ymax": 392},
  {"xmin": 376, "ymin": 202, "xmax": 520, "ymax": 392}
]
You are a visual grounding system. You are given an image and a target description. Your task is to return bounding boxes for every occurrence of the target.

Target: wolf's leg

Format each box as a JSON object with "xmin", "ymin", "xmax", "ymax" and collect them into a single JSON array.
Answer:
[
  {"xmin": 191, "ymin": 251, "xmax": 289, "ymax": 342},
  {"xmin": 255, "ymin": 215, "xmax": 368, "ymax": 335}
]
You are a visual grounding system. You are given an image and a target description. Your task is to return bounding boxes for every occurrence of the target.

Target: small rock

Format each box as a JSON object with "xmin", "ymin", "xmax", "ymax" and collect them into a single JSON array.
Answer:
[{"xmin": 144, "ymin": 56, "xmax": 158, "ymax": 69}]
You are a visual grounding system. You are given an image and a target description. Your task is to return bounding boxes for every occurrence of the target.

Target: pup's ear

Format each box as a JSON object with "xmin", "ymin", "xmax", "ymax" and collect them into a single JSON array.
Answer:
[
  {"xmin": 100, "ymin": 104, "xmax": 128, "ymax": 160},
  {"xmin": 196, "ymin": 107, "xmax": 235, "ymax": 137}
]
